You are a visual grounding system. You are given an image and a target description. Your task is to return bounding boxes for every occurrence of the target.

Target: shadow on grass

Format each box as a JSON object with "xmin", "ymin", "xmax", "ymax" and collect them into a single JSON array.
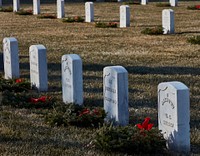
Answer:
[
  {"xmin": 176, "ymin": 31, "xmax": 200, "ymax": 35},
  {"xmin": 0, "ymin": 53, "xmax": 3, "ymax": 72},
  {"xmin": 83, "ymin": 64, "xmax": 200, "ymax": 75}
]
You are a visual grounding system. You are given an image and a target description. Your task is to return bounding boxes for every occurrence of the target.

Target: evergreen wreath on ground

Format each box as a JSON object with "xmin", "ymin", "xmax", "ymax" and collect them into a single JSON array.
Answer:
[
  {"xmin": 0, "ymin": 77, "xmax": 56, "ymax": 109},
  {"xmin": 45, "ymin": 103, "xmax": 106, "ymax": 128},
  {"xmin": 0, "ymin": 77, "xmax": 31, "ymax": 92},
  {"xmin": 92, "ymin": 117, "xmax": 166, "ymax": 155}
]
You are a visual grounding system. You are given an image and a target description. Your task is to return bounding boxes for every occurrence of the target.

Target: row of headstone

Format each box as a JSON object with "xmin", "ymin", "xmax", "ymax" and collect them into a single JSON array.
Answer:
[
  {"xmin": 85, "ymin": 3, "xmax": 175, "ymax": 33},
  {"xmin": 1, "ymin": 36, "xmax": 190, "ymax": 154},
  {"xmin": 61, "ymin": 54, "xmax": 189, "ymax": 153},
  {"xmin": 60, "ymin": 53, "xmax": 189, "ymax": 155},
  {"xmin": 2, "ymin": 1, "xmax": 174, "ymax": 33},
  {"xmin": 3, "ymin": 37, "xmax": 48, "ymax": 91}
]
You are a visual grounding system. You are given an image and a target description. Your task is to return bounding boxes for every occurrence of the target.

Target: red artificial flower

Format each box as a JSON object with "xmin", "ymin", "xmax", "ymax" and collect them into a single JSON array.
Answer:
[
  {"xmin": 79, "ymin": 108, "xmax": 90, "ymax": 116},
  {"xmin": 15, "ymin": 78, "xmax": 23, "ymax": 83},
  {"xmin": 136, "ymin": 117, "xmax": 153, "ymax": 131},
  {"xmin": 92, "ymin": 109, "xmax": 100, "ymax": 115},
  {"xmin": 30, "ymin": 96, "xmax": 47, "ymax": 103},
  {"xmin": 195, "ymin": 5, "xmax": 200, "ymax": 9}
]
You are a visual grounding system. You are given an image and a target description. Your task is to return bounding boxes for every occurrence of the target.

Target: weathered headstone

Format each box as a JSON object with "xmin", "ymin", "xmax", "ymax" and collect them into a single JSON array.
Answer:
[
  {"xmin": 85, "ymin": 2, "xmax": 94, "ymax": 22},
  {"xmin": 103, "ymin": 66, "xmax": 129, "ymax": 126},
  {"xmin": 61, "ymin": 54, "xmax": 83, "ymax": 105},
  {"xmin": 141, "ymin": 0, "xmax": 148, "ymax": 5},
  {"xmin": 158, "ymin": 81, "xmax": 190, "ymax": 154},
  {"xmin": 120, "ymin": 5, "xmax": 130, "ymax": 28},
  {"xmin": 162, "ymin": 9, "xmax": 174, "ymax": 34},
  {"xmin": 33, "ymin": 0, "xmax": 40, "ymax": 15},
  {"xmin": 13, "ymin": 0, "xmax": 20, "ymax": 12},
  {"xmin": 57, "ymin": 0, "xmax": 65, "ymax": 19},
  {"xmin": 29, "ymin": 45, "xmax": 48, "ymax": 91},
  {"xmin": 3, "ymin": 37, "xmax": 20, "ymax": 79},
  {"xmin": 170, "ymin": 0, "xmax": 178, "ymax": 7}
]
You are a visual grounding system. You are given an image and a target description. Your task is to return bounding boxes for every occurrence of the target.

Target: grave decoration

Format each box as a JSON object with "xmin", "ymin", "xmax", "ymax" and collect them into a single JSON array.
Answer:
[
  {"xmin": 141, "ymin": 25, "xmax": 163, "ymax": 35},
  {"xmin": 15, "ymin": 9, "xmax": 33, "ymax": 15},
  {"xmin": 93, "ymin": 117, "xmax": 166, "ymax": 154},
  {"xmin": 62, "ymin": 16, "xmax": 84, "ymax": 23},
  {"xmin": 0, "ymin": 76, "xmax": 55, "ymax": 109},
  {"xmin": 187, "ymin": 5, "xmax": 200, "ymax": 10},
  {"xmin": 156, "ymin": 2, "xmax": 171, "ymax": 7},
  {"xmin": 95, "ymin": 22, "xmax": 118, "ymax": 28},
  {"xmin": 0, "ymin": 6, "xmax": 13, "ymax": 12},
  {"xmin": 45, "ymin": 103, "xmax": 106, "ymax": 128},
  {"xmin": 37, "ymin": 13, "xmax": 56, "ymax": 19}
]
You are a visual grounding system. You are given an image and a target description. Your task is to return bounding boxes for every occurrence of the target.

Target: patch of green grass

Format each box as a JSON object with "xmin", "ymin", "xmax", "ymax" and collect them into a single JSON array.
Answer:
[{"xmin": 187, "ymin": 36, "xmax": 200, "ymax": 45}]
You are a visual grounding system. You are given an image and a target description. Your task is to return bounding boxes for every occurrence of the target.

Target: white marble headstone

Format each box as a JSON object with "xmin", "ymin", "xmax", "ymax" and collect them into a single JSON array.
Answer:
[
  {"xmin": 162, "ymin": 9, "xmax": 174, "ymax": 34},
  {"xmin": 61, "ymin": 54, "xmax": 83, "ymax": 105},
  {"xmin": 29, "ymin": 45, "xmax": 48, "ymax": 91},
  {"xmin": 170, "ymin": 0, "xmax": 178, "ymax": 7},
  {"xmin": 85, "ymin": 2, "xmax": 94, "ymax": 22},
  {"xmin": 158, "ymin": 81, "xmax": 190, "ymax": 154},
  {"xmin": 3, "ymin": 37, "xmax": 20, "ymax": 79},
  {"xmin": 33, "ymin": 0, "xmax": 40, "ymax": 15},
  {"xmin": 57, "ymin": 0, "xmax": 65, "ymax": 19},
  {"xmin": 120, "ymin": 5, "xmax": 130, "ymax": 28},
  {"xmin": 13, "ymin": 0, "xmax": 20, "ymax": 12},
  {"xmin": 141, "ymin": 0, "xmax": 148, "ymax": 5},
  {"xmin": 103, "ymin": 66, "xmax": 129, "ymax": 126}
]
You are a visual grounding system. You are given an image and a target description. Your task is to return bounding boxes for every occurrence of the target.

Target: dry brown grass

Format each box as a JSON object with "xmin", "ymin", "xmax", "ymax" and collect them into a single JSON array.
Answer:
[{"xmin": 0, "ymin": 2, "xmax": 200, "ymax": 155}]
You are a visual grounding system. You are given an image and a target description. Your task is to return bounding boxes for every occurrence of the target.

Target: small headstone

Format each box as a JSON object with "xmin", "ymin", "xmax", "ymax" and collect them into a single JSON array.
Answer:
[
  {"xmin": 120, "ymin": 5, "xmax": 130, "ymax": 28},
  {"xmin": 29, "ymin": 45, "xmax": 48, "ymax": 91},
  {"xmin": 33, "ymin": 0, "xmax": 40, "ymax": 15},
  {"xmin": 162, "ymin": 9, "xmax": 174, "ymax": 34},
  {"xmin": 170, "ymin": 0, "xmax": 178, "ymax": 7},
  {"xmin": 57, "ymin": 0, "xmax": 65, "ymax": 19},
  {"xmin": 85, "ymin": 2, "xmax": 94, "ymax": 22},
  {"xmin": 13, "ymin": 0, "xmax": 20, "ymax": 12},
  {"xmin": 61, "ymin": 54, "xmax": 83, "ymax": 105},
  {"xmin": 158, "ymin": 81, "xmax": 190, "ymax": 154},
  {"xmin": 103, "ymin": 66, "xmax": 129, "ymax": 126},
  {"xmin": 141, "ymin": 0, "xmax": 148, "ymax": 5},
  {"xmin": 3, "ymin": 37, "xmax": 20, "ymax": 79}
]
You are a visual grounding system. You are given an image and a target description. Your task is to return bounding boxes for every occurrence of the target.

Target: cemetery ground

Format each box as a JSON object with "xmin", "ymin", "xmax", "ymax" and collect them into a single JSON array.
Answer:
[{"xmin": 0, "ymin": 1, "xmax": 200, "ymax": 155}]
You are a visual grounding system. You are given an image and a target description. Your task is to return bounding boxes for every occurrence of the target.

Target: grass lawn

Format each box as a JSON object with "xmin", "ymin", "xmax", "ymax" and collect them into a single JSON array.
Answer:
[{"xmin": 0, "ymin": 1, "xmax": 200, "ymax": 155}]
